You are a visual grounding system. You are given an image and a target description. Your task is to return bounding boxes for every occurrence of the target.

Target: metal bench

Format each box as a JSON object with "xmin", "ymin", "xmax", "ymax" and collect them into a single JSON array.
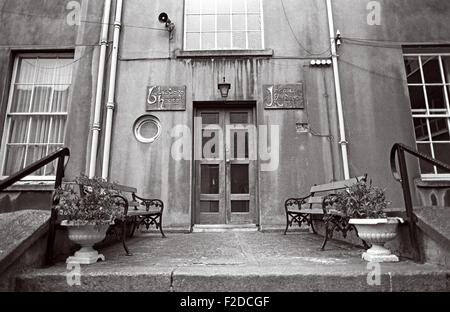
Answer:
[
  {"xmin": 284, "ymin": 175, "xmax": 369, "ymax": 250},
  {"xmin": 75, "ymin": 181, "xmax": 165, "ymax": 256}
]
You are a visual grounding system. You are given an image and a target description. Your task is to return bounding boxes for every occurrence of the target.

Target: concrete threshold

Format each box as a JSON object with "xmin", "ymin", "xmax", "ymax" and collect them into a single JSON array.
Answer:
[{"xmin": 192, "ymin": 224, "xmax": 259, "ymax": 233}]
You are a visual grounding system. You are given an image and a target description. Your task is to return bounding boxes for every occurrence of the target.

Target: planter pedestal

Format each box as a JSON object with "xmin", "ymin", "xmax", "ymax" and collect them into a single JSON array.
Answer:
[
  {"xmin": 62, "ymin": 221, "xmax": 110, "ymax": 265},
  {"xmin": 362, "ymin": 244, "xmax": 399, "ymax": 262},
  {"xmin": 349, "ymin": 218, "xmax": 403, "ymax": 263},
  {"xmin": 66, "ymin": 247, "xmax": 105, "ymax": 264}
]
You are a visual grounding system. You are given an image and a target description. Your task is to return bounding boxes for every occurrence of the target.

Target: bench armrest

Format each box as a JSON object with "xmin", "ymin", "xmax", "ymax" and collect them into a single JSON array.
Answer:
[
  {"xmin": 322, "ymin": 193, "xmax": 340, "ymax": 214},
  {"xmin": 112, "ymin": 194, "xmax": 130, "ymax": 217},
  {"xmin": 132, "ymin": 193, "xmax": 164, "ymax": 213},
  {"xmin": 284, "ymin": 195, "xmax": 311, "ymax": 211}
]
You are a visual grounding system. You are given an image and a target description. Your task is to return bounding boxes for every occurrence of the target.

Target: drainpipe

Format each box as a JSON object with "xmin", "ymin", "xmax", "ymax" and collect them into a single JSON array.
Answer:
[
  {"xmin": 325, "ymin": 0, "xmax": 350, "ymax": 180},
  {"xmin": 101, "ymin": 0, "xmax": 123, "ymax": 180},
  {"xmin": 88, "ymin": 0, "xmax": 112, "ymax": 178}
]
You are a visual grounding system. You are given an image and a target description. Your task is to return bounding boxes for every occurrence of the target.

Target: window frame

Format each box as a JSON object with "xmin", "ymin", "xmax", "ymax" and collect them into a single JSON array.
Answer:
[
  {"xmin": 404, "ymin": 49, "xmax": 450, "ymax": 180},
  {"xmin": 0, "ymin": 52, "xmax": 74, "ymax": 181},
  {"xmin": 183, "ymin": 0, "xmax": 265, "ymax": 51}
]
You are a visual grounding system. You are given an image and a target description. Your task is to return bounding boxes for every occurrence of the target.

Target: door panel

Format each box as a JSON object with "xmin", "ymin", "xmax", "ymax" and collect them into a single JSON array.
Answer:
[
  {"xmin": 196, "ymin": 111, "xmax": 226, "ymax": 224},
  {"xmin": 195, "ymin": 107, "xmax": 256, "ymax": 225},
  {"xmin": 225, "ymin": 109, "xmax": 256, "ymax": 224}
]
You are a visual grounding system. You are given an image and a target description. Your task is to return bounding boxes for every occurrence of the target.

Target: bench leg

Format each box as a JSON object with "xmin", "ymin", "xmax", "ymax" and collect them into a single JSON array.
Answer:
[
  {"xmin": 321, "ymin": 224, "xmax": 330, "ymax": 250},
  {"xmin": 353, "ymin": 225, "xmax": 370, "ymax": 249},
  {"xmin": 310, "ymin": 215, "xmax": 317, "ymax": 234},
  {"xmin": 284, "ymin": 216, "xmax": 291, "ymax": 235},
  {"xmin": 158, "ymin": 214, "xmax": 166, "ymax": 238},
  {"xmin": 284, "ymin": 210, "xmax": 295, "ymax": 235},
  {"xmin": 129, "ymin": 216, "xmax": 138, "ymax": 238},
  {"xmin": 284, "ymin": 213, "xmax": 308, "ymax": 235},
  {"xmin": 321, "ymin": 218, "xmax": 335, "ymax": 250},
  {"xmin": 122, "ymin": 218, "xmax": 132, "ymax": 256},
  {"xmin": 361, "ymin": 239, "xmax": 370, "ymax": 249}
]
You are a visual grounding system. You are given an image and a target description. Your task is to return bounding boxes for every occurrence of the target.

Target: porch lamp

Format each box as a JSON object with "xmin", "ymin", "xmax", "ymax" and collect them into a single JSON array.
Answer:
[{"xmin": 218, "ymin": 77, "xmax": 231, "ymax": 98}]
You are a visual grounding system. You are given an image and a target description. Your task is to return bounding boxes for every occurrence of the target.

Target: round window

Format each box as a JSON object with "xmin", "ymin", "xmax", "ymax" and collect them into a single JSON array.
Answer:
[{"xmin": 133, "ymin": 115, "xmax": 161, "ymax": 143}]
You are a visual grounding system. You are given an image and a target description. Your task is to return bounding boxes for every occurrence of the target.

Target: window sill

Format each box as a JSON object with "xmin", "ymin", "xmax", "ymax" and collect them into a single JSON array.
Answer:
[
  {"xmin": 175, "ymin": 49, "xmax": 274, "ymax": 59},
  {"xmin": 415, "ymin": 178, "xmax": 450, "ymax": 189},
  {"xmin": 2, "ymin": 180, "xmax": 55, "ymax": 192}
]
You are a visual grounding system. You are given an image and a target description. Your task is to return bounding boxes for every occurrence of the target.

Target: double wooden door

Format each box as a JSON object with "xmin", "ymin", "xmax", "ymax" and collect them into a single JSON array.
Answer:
[{"xmin": 194, "ymin": 108, "xmax": 256, "ymax": 224}]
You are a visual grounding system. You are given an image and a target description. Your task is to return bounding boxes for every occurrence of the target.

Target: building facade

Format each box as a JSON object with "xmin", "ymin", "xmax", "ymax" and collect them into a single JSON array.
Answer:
[{"xmin": 1, "ymin": 0, "xmax": 450, "ymax": 231}]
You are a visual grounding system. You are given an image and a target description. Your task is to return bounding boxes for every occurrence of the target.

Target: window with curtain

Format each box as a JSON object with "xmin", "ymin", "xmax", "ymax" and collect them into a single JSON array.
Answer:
[
  {"xmin": 184, "ymin": 0, "xmax": 264, "ymax": 51},
  {"xmin": 403, "ymin": 49, "xmax": 450, "ymax": 179},
  {"xmin": 0, "ymin": 54, "xmax": 74, "ymax": 178}
]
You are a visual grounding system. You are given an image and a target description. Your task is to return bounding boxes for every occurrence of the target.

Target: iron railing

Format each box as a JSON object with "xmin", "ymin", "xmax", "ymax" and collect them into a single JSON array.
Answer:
[
  {"xmin": 0, "ymin": 147, "xmax": 70, "ymax": 265},
  {"xmin": 390, "ymin": 143, "xmax": 450, "ymax": 263}
]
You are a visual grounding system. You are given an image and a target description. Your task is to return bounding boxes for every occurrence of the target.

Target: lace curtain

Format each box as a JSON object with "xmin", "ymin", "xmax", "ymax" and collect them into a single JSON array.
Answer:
[{"xmin": 2, "ymin": 56, "xmax": 73, "ymax": 177}]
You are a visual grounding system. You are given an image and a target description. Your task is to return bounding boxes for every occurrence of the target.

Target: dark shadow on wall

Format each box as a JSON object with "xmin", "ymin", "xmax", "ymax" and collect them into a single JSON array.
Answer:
[{"xmin": 0, "ymin": 191, "xmax": 53, "ymax": 213}]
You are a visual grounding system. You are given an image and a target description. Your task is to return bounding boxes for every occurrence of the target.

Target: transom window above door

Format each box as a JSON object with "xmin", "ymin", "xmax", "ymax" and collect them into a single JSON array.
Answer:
[{"xmin": 184, "ymin": 0, "xmax": 264, "ymax": 50}]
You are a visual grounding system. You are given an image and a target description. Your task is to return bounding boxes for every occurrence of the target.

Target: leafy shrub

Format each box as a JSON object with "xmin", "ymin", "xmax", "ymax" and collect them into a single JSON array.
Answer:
[
  {"xmin": 55, "ymin": 175, "xmax": 124, "ymax": 225},
  {"xmin": 329, "ymin": 180, "xmax": 391, "ymax": 219}
]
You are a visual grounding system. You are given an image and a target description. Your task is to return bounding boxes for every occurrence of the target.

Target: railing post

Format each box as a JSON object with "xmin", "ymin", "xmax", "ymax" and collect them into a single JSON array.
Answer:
[
  {"xmin": 0, "ymin": 148, "xmax": 70, "ymax": 266},
  {"xmin": 45, "ymin": 208, "xmax": 58, "ymax": 266},
  {"xmin": 45, "ymin": 154, "xmax": 65, "ymax": 265},
  {"xmin": 397, "ymin": 147, "xmax": 423, "ymax": 263},
  {"xmin": 55, "ymin": 155, "xmax": 65, "ymax": 188}
]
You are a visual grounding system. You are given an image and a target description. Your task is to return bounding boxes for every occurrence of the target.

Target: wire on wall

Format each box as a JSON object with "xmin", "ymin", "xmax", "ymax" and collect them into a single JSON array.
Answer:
[
  {"xmin": 0, "ymin": 43, "xmax": 101, "ymax": 48},
  {"xmin": 302, "ymin": 67, "xmax": 334, "ymax": 141},
  {"xmin": 20, "ymin": 45, "xmax": 107, "ymax": 69},
  {"xmin": 338, "ymin": 57, "xmax": 406, "ymax": 82},
  {"xmin": 279, "ymin": 0, "xmax": 331, "ymax": 56},
  {"xmin": 343, "ymin": 36, "xmax": 450, "ymax": 46},
  {"xmin": 0, "ymin": 9, "xmax": 167, "ymax": 32}
]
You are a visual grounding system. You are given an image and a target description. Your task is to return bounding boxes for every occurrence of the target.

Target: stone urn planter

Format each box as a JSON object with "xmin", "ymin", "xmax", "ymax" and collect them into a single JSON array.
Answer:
[
  {"xmin": 349, "ymin": 218, "xmax": 404, "ymax": 262},
  {"xmin": 55, "ymin": 175, "xmax": 124, "ymax": 264},
  {"xmin": 62, "ymin": 220, "xmax": 111, "ymax": 264}
]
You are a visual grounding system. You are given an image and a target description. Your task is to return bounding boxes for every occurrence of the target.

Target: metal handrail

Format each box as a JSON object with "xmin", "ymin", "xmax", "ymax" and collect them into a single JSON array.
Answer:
[
  {"xmin": 0, "ymin": 147, "xmax": 70, "ymax": 191},
  {"xmin": 390, "ymin": 143, "xmax": 450, "ymax": 263},
  {"xmin": 0, "ymin": 147, "xmax": 70, "ymax": 265}
]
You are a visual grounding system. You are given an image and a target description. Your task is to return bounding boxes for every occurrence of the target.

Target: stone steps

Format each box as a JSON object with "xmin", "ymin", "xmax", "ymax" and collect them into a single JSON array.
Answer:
[
  {"xmin": 15, "ymin": 262, "xmax": 450, "ymax": 292},
  {"xmin": 13, "ymin": 230, "xmax": 450, "ymax": 292}
]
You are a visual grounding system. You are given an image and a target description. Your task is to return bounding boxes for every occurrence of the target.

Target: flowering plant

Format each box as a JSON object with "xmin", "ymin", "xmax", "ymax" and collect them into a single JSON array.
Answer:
[
  {"xmin": 329, "ymin": 180, "xmax": 391, "ymax": 219},
  {"xmin": 55, "ymin": 175, "xmax": 124, "ymax": 226}
]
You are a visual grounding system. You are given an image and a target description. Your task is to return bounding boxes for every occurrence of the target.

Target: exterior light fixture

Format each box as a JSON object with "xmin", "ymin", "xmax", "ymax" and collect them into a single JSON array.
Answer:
[{"xmin": 218, "ymin": 77, "xmax": 231, "ymax": 98}]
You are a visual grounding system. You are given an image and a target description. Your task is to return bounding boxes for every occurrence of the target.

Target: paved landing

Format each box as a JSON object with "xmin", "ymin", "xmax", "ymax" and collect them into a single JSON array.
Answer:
[{"xmin": 16, "ymin": 231, "xmax": 450, "ymax": 292}]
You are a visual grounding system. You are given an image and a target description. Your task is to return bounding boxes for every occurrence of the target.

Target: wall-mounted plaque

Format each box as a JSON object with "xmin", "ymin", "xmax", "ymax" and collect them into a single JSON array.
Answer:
[
  {"xmin": 263, "ymin": 83, "xmax": 304, "ymax": 109},
  {"xmin": 146, "ymin": 86, "xmax": 186, "ymax": 111}
]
